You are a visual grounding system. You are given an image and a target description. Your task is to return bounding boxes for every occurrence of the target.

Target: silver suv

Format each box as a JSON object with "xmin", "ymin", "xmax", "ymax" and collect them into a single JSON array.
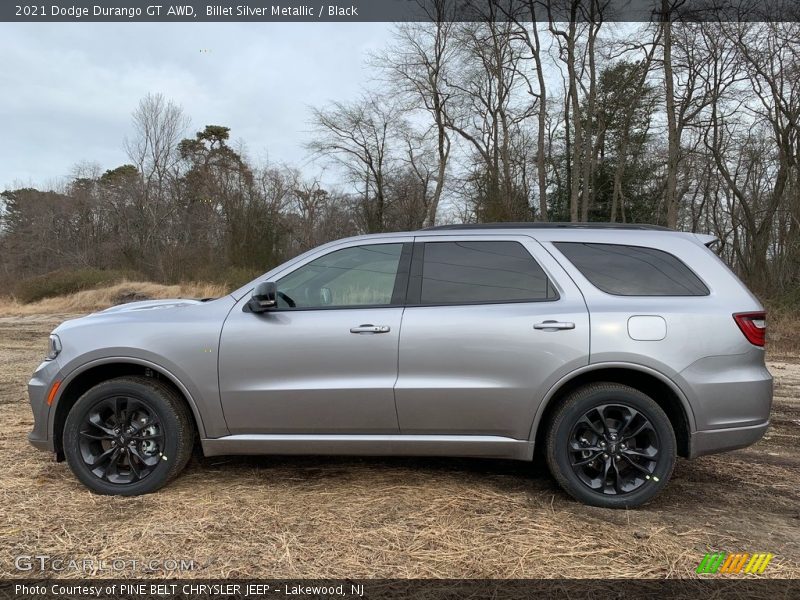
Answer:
[{"xmin": 28, "ymin": 224, "xmax": 772, "ymax": 508}]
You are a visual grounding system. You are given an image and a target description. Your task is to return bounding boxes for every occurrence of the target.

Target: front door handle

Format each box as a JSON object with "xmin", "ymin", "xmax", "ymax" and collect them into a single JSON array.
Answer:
[
  {"xmin": 350, "ymin": 324, "xmax": 391, "ymax": 334},
  {"xmin": 534, "ymin": 320, "xmax": 575, "ymax": 331}
]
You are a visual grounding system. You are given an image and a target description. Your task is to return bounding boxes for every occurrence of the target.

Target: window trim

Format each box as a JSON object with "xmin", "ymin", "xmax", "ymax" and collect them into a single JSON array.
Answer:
[
  {"xmin": 266, "ymin": 241, "xmax": 413, "ymax": 312},
  {"xmin": 552, "ymin": 241, "xmax": 711, "ymax": 297},
  {"xmin": 405, "ymin": 240, "xmax": 560, "ymax": 307}
]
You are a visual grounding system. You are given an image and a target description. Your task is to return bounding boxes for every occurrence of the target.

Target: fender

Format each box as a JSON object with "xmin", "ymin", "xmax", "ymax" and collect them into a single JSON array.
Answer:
[
  {"xmin": 47, "ymin": 356, "xmax": 208, "ymax": 440},
  {"xmin": 527, "ymin": 361, "xmax": 698, "ymax": 442}
]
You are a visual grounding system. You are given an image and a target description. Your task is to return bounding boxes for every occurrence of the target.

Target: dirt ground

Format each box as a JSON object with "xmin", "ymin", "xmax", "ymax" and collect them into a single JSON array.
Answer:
[{"xmin": 1, "ymin": 315, "xmax": 798, "ymax": 579}]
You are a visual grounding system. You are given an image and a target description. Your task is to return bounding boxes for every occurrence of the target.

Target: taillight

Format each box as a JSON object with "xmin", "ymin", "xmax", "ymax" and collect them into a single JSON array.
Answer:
[{"xmin": 733, "ymin": 312, "xmax": 766, "ymax": 347}]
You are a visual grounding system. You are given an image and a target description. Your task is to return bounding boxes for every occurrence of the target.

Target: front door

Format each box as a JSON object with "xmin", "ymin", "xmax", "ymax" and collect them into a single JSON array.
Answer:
[
  {"xmin": 395, "ymin": 235, "xmax": 590, "ymax": 440},
  {"xmin": 219, "ymin": 239, "xmax": 412, "ymax": 434}
]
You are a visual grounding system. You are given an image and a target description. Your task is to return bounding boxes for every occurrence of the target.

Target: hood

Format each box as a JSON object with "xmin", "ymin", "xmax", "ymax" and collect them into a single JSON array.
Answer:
[
  {"xmin": 99, "ymin": 298, "xmax": 205, "ymax": 314},
  {"xmin": 51, "ymin": 297, "xmax": 208, "ymax": 336},
  {"xmin": 51, "ymin": 296, "xmax": 231, "ymax": 340}
]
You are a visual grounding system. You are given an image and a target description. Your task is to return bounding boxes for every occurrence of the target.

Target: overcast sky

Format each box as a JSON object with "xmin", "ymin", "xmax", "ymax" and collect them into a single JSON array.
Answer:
[{"xmin": 0, "ymin": 22, "xmax": 393, "ymax": 191}]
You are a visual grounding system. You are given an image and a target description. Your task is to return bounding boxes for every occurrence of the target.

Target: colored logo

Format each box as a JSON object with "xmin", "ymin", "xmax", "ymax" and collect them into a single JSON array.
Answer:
[{"xmin": 696, "ymin": 552, "xmax": 774, "ymax": 574}]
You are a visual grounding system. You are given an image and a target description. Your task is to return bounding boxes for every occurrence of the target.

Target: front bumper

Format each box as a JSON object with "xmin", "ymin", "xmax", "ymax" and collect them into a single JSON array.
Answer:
[
  {"xmin": 688, "ymin": 420, "xmax": 769, "ymax": 458},
  {"xmin": 27, "ymin": 430, "xmax": 51, "ymax": 451},
  {"xmin": 27, "ymin": 358, "xmax": 61, "ymax": 453}
]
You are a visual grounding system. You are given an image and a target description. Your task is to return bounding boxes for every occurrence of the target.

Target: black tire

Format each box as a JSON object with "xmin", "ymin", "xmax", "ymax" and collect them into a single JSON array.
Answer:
[
  {"xmin": 545, "ymin": 383, "xmax": 676, "ymax": 509},
  {"xmin": 63, "ymin": 376, "xmax": 194, "ymax": 496}
]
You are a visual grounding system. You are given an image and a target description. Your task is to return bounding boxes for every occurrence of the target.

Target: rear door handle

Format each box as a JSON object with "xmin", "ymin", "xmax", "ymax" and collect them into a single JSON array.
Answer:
[
  {"xmin": 350, "ymin": 324, "xmax": 391, "ymax": 334},
  {"xmin": 534, "ymin": 321, "xmax": 575, "ymax": 331}
]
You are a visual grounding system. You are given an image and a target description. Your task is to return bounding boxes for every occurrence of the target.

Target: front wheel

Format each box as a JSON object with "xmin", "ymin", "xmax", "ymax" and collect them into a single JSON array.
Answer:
[
  {"xmin": 545, "ymin": 383, "xmax": 676, "ymax": 508},
  {"xmin": 63, "ymin": 376, "xmax": 194, "ymax": 495}
]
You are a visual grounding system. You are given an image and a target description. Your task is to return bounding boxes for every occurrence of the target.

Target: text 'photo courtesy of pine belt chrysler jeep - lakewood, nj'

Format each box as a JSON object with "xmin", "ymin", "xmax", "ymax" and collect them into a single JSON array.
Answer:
[{"xmin": 27, "ymin": 223, "xmax": 772, "ymax": 508}]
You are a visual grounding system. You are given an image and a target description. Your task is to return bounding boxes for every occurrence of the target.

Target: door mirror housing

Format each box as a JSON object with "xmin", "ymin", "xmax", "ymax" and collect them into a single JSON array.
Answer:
[{"xmin": 248, "ymin": 281, "xmax": 277, "ymax": 313}]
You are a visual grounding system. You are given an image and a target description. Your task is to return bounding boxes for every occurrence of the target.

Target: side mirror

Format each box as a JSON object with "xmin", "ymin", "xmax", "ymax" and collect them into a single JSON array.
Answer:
[{"xmin": 248, "ymin": 281, "xmax": 277, "ymax": 313}]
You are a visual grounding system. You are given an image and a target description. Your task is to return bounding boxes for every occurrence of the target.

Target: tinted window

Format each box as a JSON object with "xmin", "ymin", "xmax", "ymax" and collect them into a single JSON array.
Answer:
[
  {"xmin": 277, "ymin": 243, "xmax": 403, "ymax": 308},
  {"xmin": 553, "ymin": 242, "xmax": 709, "ymax": 296},
  {"xmin": 419, "ymin": 241, "xmax": 556, "ymax": 304}
]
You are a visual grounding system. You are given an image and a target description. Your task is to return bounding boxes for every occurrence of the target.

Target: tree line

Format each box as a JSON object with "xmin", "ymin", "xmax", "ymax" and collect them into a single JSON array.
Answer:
[{"xmin": 2, "ymin": 8, "xmax": 799, "ymax": 297}]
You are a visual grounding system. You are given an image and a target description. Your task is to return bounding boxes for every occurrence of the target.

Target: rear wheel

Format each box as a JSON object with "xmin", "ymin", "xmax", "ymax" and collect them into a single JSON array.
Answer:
[
  {"xmin": 63, "ymin": 376, "xmax": 194, "ymax": 495},
  {"xmin": 545, "ymin": 383, "xmax": 676, "ymax": 508}
]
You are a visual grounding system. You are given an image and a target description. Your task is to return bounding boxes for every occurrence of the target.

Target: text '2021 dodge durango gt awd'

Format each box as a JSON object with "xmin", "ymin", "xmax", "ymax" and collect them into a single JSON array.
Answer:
[{"xmin": 28, "ymin": 223, "xmax": 772, "ymax": 508}]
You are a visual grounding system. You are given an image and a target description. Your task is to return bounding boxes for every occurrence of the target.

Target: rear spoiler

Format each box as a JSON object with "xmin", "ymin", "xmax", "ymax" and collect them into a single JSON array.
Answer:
[{"xmin": 693, "ymin": 233, "xmax": 720, "ymax": 249}]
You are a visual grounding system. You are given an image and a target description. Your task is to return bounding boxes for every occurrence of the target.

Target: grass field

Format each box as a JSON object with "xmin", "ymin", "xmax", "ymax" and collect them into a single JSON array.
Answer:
[{"xmin": 0, "ymin": 292, "xmax": 798, "ymax": 579}]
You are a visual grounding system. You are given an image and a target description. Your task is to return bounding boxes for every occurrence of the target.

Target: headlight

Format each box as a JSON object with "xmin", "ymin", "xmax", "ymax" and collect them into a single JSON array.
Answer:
[{"xmin": 46, "ymin": 334, "xmax": 62, "ymax": 360}]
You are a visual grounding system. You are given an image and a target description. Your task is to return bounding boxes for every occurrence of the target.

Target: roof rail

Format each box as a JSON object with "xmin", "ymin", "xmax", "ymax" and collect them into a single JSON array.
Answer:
[{"xmin": 422, "ymin": 222, "xmax": 672, "ymax": 231}]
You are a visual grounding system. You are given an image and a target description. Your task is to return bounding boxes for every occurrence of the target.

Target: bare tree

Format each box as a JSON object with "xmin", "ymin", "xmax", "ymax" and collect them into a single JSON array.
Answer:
[
  {"xmin": 500, "ymin": 0, "xmax": 550, "ymax": 220},
  {"xmin": 120, "ymin": 93, "xmax": 189, "ymax": 276},
  {"xmin": 661, "ymin": 0, "xmax": 680, "ymax": 227},
  {"xmin": 308, "ymin": 94, "xmax": 402, "ymax": 233},
  {"xmin": 444, "ymin": 16, "xmax": 536, "ymax": 221},
  {"xmin": 379, "ymin": 4, "xmax": 456, "ymax": 226},
  {"xmin": 543, "ymin": 1, "xmax": 607, "ymax": 221},
  {"xmin": 703, "ymin": 22, "xmax": 800, "ymax": 291},
  {"xmin": 124, "ymin": 93, "xmax": 189, "ymax": 195},
  {"xmin": 608, "ymin": 26, "xmax": 662, "ymax": 222},
  {"xmin": 578, "ymin": 2, "xmax": 605, "ymax": 222}
]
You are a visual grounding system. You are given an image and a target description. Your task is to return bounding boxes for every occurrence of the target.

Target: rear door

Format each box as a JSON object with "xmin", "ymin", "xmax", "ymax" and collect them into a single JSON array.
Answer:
[{"xmin": 394, "ymin": 235, "xmax": 590, "ymax": 440}]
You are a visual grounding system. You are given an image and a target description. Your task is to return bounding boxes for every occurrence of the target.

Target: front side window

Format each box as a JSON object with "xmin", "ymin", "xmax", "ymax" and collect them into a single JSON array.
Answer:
[
  {"xmin": 276, "ymin": 243, "xmax": 404, "ymax": 308},
  {"xmin": 553, "ymin": 242, "xmax": 709, "ymax": 296},
  {"xmin": 417, "ymin": 241, "xmax": 557, "ymax": 305}
]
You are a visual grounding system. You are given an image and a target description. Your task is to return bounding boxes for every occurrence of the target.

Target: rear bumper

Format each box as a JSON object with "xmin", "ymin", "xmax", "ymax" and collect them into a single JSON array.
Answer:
[
  {"xmin": 688, "ymin": 420, "xmax": 769, "ymax": 458},
  {"xmin": 679, "ymin": 351, "xmax": 772, "ymax": 431}
]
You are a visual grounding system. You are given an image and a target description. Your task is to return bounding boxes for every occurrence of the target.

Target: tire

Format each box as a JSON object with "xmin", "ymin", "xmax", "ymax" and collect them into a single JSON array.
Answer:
[
  {"xmin": 545, "ymin": 383, "xmax": 676, "ymax": 509},
  {"xmin": 63, "ymin": 376, "xmax": 194, "ymax": 496}
]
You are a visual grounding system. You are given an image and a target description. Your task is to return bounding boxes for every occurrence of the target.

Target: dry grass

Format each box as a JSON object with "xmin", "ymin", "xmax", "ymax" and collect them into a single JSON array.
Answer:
[
  {"xmin": 767, "ymin": 309, "xmax": 800, "ymax": 358},
  {"xmin": 0, "ymin": 316, "xmax": 798, "ymax": 580},
  {"xmin": 0, "ymin": 281, "xmax": 229, "ymax": 317}
]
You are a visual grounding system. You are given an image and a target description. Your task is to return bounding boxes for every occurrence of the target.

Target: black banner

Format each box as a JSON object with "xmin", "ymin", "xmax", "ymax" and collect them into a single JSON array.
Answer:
[
  {"xmin": 2, "ymin": 580, "xmax": 800, "ymax": 600},
  {"xmin": 2, "ymin": 0, "xmax": 800, "ymax": 23}
]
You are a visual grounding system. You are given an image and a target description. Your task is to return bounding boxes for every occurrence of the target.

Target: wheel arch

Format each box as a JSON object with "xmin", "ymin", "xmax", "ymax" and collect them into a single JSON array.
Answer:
[
  {"xmin": 530, "ymin": 363, "xmax": 695, "ymax": 458},
  {"xmin": 51, "ymin": 358, "xmax": 205, "ymax": 459}
]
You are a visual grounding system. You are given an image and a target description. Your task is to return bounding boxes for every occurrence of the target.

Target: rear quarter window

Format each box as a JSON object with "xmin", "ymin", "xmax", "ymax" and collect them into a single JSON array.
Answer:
[{"xmin": 553, "ymin": 242, "xmax": 709, "ymax": 296}]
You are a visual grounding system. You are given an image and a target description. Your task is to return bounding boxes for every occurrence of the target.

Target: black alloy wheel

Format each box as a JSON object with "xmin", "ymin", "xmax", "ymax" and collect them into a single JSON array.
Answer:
[
  {"xmin": 568, "ymin": 404, "xmax": 660, "ymax": 495},
  {"xmin": 78, "ymin": 395, "xmax": 164, "ymax": 484},
  {"xmin": 63, "ymin": 376, "xmax": 194, "ymax": 495},
  {"xmin": 545, "ymin": 382, "xmax": 676, "ymax": 508}
]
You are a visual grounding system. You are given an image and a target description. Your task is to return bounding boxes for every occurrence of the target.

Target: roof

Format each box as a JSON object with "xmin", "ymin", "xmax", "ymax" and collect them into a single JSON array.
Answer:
[{"xmin": 423, "ymin": 222, "xmax": 671, "ymax": 231}]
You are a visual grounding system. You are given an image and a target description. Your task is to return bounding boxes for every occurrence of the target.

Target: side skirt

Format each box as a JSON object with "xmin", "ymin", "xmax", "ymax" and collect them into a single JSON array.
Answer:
[{"xmin": 201, "ymin": 434, "xmax": 534, "ymax": 461}]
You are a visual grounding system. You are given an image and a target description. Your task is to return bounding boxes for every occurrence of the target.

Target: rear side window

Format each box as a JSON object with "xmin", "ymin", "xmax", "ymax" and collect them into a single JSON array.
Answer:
[
  {"xmin": 553, "ymin": 242, "xmax": 709, "ymax": 296},
  {"xmin": 417, "ymin": 241, "xmax": 557, "ymax": 304}
]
